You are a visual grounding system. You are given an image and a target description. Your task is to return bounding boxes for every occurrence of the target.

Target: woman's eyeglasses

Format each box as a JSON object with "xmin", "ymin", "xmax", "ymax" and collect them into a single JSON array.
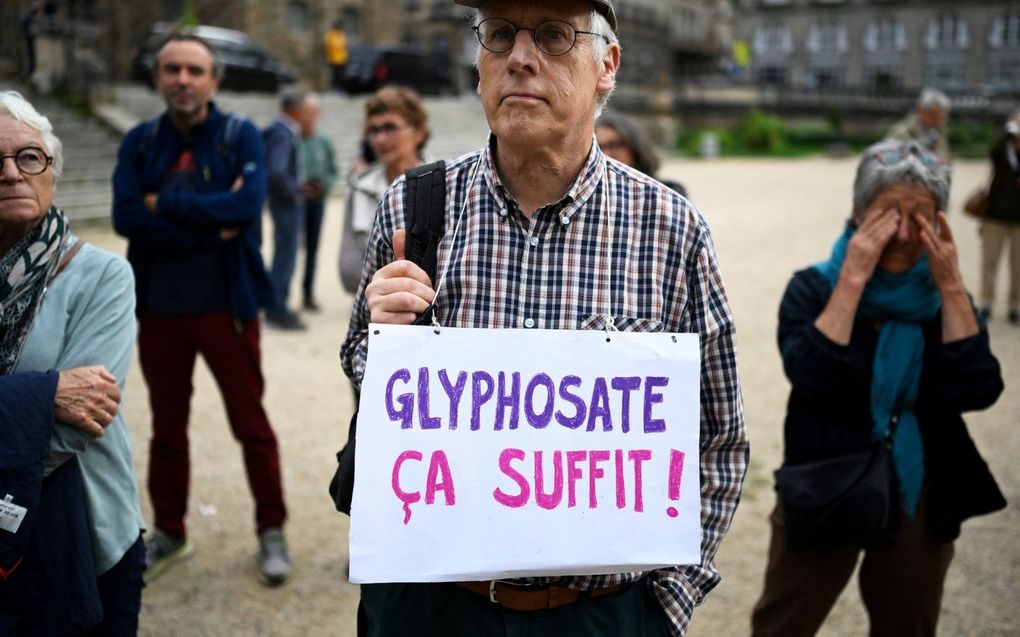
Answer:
[
  {"xmin": 473, "ymin": 18, "xmax": 609, "ymax": 57},
  {"xmin": 870, "ymin": 146, "xmax": 945, "ymax": 170},
  {"xmin": 0, "ymin": 146, "xmax": 53, "ymax": 176}
]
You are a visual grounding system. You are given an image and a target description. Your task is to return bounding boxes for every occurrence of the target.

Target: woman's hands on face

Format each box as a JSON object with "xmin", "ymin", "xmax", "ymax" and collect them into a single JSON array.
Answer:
[
  {"xmin": 842, "ymin": 206, "xmax": 901, "ymax": 287},
  {"xmin": 916, "ymin": 211, "xmax": 964, "ymax": 295},
  {"xmin": 54, "ymin": 365, "xmax": 121, "ymax": 438}
]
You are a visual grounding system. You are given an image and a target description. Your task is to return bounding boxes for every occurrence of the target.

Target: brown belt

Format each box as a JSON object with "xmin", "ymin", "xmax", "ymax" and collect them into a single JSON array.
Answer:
[{"xmin": 455, "ymin": 581, "xmax": 623, "ymax": 612}]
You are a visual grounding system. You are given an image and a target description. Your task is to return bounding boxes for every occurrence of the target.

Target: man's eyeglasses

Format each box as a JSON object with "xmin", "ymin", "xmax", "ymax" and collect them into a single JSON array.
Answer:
[
  {"xmin": 870, "ymin": 146, "xmax": 945, "ymax": 170},
  {"xmin": 473, "ymin": 18, "xmax": 609, "ymax": 57},
  {"xmin": 0, "ymin": 147, "xmax": 53, "ymax": 176},
  {"xmin": 366, "ymin": 123, "xmax": 408, "ymax": 138}
]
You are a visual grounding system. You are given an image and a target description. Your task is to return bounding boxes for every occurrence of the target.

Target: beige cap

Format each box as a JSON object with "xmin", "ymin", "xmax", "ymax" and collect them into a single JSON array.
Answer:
[{"xmin": 453, "ymin": 0, "xmax": 617, "ymax": 33}]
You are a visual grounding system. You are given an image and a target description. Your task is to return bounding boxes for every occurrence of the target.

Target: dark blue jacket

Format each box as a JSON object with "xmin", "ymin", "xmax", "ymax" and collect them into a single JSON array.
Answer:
[
  {"xmin": 0, "ymin": 372, "xmax": 102, "ymax": 633},
  {"xmin": 112, "ymin": 102, "xmax": 273, "ymax": 321},
  {"xmin": 262, "ymin": 116, "xmax": 304, "ymax": 209}
]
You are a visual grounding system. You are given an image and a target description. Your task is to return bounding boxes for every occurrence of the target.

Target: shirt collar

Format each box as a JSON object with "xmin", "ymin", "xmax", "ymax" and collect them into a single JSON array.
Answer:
[{"xmin": 480, "ymin": 133, "xmax": 607, "ymax": 223}]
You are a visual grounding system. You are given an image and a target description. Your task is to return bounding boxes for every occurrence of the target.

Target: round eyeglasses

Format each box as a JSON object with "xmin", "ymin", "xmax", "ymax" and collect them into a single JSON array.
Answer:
[
  {"xmin": 473, "ymin": 18, "xmax": 609, "ymax": 57},
  {"xmin": 0, "ymin": 147, "xmax": 53, "ymax": 176}
]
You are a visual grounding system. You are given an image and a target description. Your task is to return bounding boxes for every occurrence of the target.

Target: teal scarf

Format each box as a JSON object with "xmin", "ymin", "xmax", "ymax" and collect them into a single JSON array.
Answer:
[{"xmin": 814, "ymin": 226, "xmax": 941, "ymax": 516}]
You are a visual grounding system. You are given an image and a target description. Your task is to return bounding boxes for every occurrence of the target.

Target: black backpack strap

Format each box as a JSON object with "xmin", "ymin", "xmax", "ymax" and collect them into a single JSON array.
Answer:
[{"xmin": 403, "ymin": 160, "xmax": 447, "ymax": 325}]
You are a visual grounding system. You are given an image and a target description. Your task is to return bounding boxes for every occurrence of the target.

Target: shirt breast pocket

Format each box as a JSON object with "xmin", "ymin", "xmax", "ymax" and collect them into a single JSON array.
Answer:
[{"xmin": 578, "ymin": 314, "xmax": 664, "ymax": 333}]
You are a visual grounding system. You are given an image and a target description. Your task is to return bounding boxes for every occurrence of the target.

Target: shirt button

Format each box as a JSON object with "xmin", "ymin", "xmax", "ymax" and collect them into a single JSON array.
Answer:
[
  {"xmin": 560, "ymin": 216, "xmax": 570, "ymax": 226},
  {"xmin": 499, "ymin": 207, "xmax": 508, "ymax": 217},
  {"xmin": 524, "ymin": 317, "xmax": 536, "ymax": 328},
  {"xmin": 529, "ymin": 237, "xmax": 539, "ymax": 247}
]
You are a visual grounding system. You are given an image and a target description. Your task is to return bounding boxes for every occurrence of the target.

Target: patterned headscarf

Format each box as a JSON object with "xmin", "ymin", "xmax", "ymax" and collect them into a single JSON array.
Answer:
[{"xmin": 0, "ymin": 205, "xmax": 73, "ymax": 374}]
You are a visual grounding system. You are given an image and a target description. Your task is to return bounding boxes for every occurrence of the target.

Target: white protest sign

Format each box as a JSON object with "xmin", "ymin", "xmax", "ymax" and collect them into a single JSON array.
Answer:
[{"xmin": 349, "ymin": 325, "xmax": 701, "ymax": 584}]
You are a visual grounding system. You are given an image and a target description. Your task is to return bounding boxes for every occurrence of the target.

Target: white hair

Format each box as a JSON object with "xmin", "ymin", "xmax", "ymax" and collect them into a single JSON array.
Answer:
[
  {"xmin": 0, "ymin": 90, "xmax": 63, "ymax": 182},
  {"xmin": 853, "ymin": 139, "xmax": 951, "ymax": 213},
  {"xmin": 917, "ymin": 87, "xmax": 951, "ymax": 113},
  {"xmin": 472, "ymin": 8, "xmax": 620, "ymax": 117}
]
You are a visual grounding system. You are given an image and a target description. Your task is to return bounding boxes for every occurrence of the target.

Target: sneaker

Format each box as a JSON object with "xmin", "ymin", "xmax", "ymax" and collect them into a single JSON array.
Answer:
[
  {"xmin": 258, "ymin": 528, "xmax": 292, "ymax": 586},
  {"xmin": 1009, "ymin": 309, "xmax": 1019, "ymax": 325},
  {"xmin": 302, "ymin": 296, "xmax": 321, "ymax": 313},
  {"xmin": 265, "ymin": 311, "xmax": 307, "ymax": 331},
  {"xmin": 144, "ymin": 529, "xmax": 193, "ymax": 583}
]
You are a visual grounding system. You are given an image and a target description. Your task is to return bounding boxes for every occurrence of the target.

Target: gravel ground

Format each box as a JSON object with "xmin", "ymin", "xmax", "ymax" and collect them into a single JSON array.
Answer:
[{"xmin": 75, "ymin": 156, "xmax": 1018, "ymax": 636}]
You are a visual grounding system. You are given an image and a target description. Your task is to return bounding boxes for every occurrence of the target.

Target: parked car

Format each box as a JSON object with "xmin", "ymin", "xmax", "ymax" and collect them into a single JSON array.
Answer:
[
  {"xmin": 132, "ymin": 23, "xmax": 297, "ymax": 93},
  {"xmin": 344, "ymin": 44, "xmax": 458, "ymax": 96}
]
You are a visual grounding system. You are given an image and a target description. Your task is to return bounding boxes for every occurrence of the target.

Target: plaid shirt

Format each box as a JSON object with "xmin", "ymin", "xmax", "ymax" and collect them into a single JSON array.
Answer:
[{"xmin": 341, "ymin": 137, "xmax": 748, "ymax": 635}]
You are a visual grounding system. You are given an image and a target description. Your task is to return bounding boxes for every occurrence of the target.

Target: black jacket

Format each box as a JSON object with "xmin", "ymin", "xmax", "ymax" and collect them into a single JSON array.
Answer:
[
  {"xmin": 987, "ymin": 135, "xmax": 1020, "ymax": 224},
  {"xmin": 777, "ymin": 268, "xmax": 1006, "ymax": 543}
]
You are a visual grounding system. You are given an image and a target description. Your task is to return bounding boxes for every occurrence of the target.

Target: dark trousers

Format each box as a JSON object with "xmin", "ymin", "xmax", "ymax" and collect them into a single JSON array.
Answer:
[
  {"xmin": 330, "ymin": 64, "xmax": 346, "ymax": 91},
  {"xmin": 268, "ymin": 203, "xmax": 303, "ymax": 317},
  {"xmin": 86, "ymin": 535, "xmax": 145, "ymax": 637},
  {"xmin": 359, "ymin": 579, "xmax": 672, "ymax": 637},
  {"xmin": 302, "ymin": 196, "xmax": 326, "ymax": 301},
  {"xmin": 751, "ymin": 496, "xmax": 954, "ymax": 637},
  {"xmin": 139, "ymin": 312, "xmax": 287, "ymax": 538}
]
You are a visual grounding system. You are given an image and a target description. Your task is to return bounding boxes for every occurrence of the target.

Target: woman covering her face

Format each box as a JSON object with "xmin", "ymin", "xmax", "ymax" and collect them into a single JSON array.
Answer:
[
  {"xmin": 0, "ymin": 91, "xmax": 144, "ymax": 632},
  {"xmin": 751, "ymin": 139, "xmax": 1005, "ymax": 636}
]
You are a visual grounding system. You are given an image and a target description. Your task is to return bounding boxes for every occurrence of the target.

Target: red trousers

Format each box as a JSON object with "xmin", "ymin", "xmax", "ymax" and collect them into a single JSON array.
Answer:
[{"xmin": 139, "ymin": 312, "xmax": 286, "ymax": 537}]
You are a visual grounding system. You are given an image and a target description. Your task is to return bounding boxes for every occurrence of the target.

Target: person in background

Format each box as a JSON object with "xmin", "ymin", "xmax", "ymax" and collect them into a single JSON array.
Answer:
[
  {"xmin": 324, "ymin": 19, "xmax": 349, "ymax": 93},
  {"xmin": 112, "ymin": 34, "xmax": 291, "ymax": 588},
  {"xmin": 0, "ymin": 90, "xmax": 144, "ymax": 634},
  {"xmin": 978, "ymin": 110, "xmax": 1020, "ymax": 325},
  {"xmin": 339, "ymin": 86, "xmax": 429, "ymax": 294},
  {"xmin": 263, "ymin": 88, "xmax": 317, "ymax": 330},
  {"xmin": 886, "ymin": 88, "xmax": 951, "ymax": 160},
  {"xmin": 751, "ymin": 139, "xmax": 1005, "ymax": 636},
  {"xmin": 596, "ymin": 113, "xmax": 687, "ymax": 198},
  {"xmin": 20, "ymin": 4, "xmax": 42, "ymax": 82},
  {"xmin": 298, "ymin": 94, "xmax": 338, "ymax": 312}
]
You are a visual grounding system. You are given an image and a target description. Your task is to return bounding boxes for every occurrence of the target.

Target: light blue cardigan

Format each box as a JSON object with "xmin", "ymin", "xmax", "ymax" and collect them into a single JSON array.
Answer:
[{"xmin": 15, "ymin": 241, "xmax": 144, "ymax": 574}]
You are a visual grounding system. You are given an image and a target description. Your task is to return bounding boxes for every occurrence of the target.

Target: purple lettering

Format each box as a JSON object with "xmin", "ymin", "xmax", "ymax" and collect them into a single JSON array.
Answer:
[
  {"xmin": 566, "ymin": 450, "xmax": 586, "ymax": 507},
  {"xmin": 588, "ymin": 450, "xmax": 610, "ymax": 508},
  {"xmin": 418, "ymin": 367, "xmax": 441, "ymax": 429},
  {"xmin": 586, "ymin": 377, "xmax": 612, "ymax": 432},
  {"xmin": 425, "ymin": 451, "xmax": 456, "ymax": 505},
  {"xmin": 615, "ymin": 449, "xmax": 626, "ymax": 509},
  {"xmin": 628, "ymin": 449, "xmax": 652, "ymax": 512},
  {"xmin": 525, "ymin": 373, "xmax": 555, "ymax": 429},
  {"xmin": 470, "ymin": 372, "xmax": 494, "ymax": 430},
  {"xmin": 495, "ymin": 372, "xmax": 521, "ymax": 430},
  {"xmin": 391, "ymin": 450, "xmax": 423, "ymax": 525},
  {"xmin": 438, "ymin": 370, "xmax": 468, "ymax": 430},
  {"xmin": 555, "ymin": 375, "xmax": 586, "ymax": 429},
  {"xmin": 643, "ymin": 376, "xmax": 669, "ymax": 433},
  {"xmin": 385, "ymin": 369, "xmax": 413, "ymax": 429},
  {"xmin": 611, "ymin": 377, "xmax": 641, "ymax": 433}
]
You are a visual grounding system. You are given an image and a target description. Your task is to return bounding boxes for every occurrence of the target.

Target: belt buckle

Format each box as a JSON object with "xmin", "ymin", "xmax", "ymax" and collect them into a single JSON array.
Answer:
[{"xmin": 488, "ymin": 580, "xmax": 497, "ymax": 603}]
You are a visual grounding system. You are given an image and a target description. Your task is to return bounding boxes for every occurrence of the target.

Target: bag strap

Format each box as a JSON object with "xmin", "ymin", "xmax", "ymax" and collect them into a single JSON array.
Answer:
[
  {"xmin": 403, "ymin": 160, "xmax": 447, "ymax": 325},
  {"xmin": 55, "ymin": 240, "xmax": 85, "ymax": 277}
]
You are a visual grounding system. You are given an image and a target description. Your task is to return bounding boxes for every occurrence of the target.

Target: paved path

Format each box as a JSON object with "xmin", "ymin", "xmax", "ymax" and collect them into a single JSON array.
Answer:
[{"xmin": 74, "ymin": 156, "xmax": 1018, "ymax": 636}]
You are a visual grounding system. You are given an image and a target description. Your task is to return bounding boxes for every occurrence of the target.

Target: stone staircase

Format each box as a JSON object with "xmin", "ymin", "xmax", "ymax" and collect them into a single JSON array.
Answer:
[{"xmin": 5, "ymin": 84, "xmax": 492, "ymax": 222}]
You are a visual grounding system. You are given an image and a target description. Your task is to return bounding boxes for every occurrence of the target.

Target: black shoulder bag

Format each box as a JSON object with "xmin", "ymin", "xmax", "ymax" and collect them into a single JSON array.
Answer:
[
  {"xmin": 328, "ymin": 161, "xmax": 447, "ymax": 515},
  {"xmin": 773, "ymin": 397, "xmax": 904, "ymax": 552}
]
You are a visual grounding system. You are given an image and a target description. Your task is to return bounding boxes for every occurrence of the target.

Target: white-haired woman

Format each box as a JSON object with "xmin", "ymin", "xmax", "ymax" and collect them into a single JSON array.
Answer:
[
  {"xmin": 752, "ymin": 140, "xmax": 1005, "ymax": 636},
  {"xmin": 0, "ymin": 91, "xmax": 144, "ymax": 633}
]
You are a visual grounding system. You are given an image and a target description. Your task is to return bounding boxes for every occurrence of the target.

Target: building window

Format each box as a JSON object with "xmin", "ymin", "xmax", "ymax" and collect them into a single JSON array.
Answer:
[
  {"xmin": 864, "ymin": 67, "xmax": 903, "ymax": 93},
  {"xmin": 806, "ymin": 66, "xmax": 845, "ymax": 89},
  {"xmin": 926, "ymin": 14, "xmax": 970, "ymax": 50},
  {"xmin": 288, "ymin": 1, "xmax": 310, "ymax": 32},
  {"xmin": 987, "ymin": 55, "xmax": 1020, "ymax": 89},
  {"xmin": 342, "ymin": 7, "xmax": 360, "ymax": 37},
  {"xmin": 753, "ymin": 24, "xmax": 793, "ymax": 54},
  {"xmin": 864, "ymin": 18, "xmax": 906, "ymax": 52},
  {"xmin": 806, "ymin": 20, "xmax": 847, "ymax": 53},
  {"xmin": 755, "ymin": 65, "xmax": 787, "ymax": 86},
  {"xmin": 989, "ymin": 11, "xmax": 1020, "ymax": 49}
]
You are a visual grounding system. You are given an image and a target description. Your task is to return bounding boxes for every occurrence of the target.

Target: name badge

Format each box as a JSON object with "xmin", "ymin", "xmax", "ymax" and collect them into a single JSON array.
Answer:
[{"xmin": 0, "ymin": 495, "xmax": 28, "ymax": 534}]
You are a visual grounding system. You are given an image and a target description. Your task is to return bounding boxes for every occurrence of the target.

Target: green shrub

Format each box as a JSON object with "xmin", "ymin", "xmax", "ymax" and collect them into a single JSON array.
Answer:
[{"xmin": 732, "ymin": 110, "xmax": 786, "ymax": 153}]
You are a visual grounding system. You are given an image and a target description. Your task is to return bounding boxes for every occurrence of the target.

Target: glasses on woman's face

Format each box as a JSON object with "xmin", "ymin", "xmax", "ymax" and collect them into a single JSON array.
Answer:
[
  {"xmin": 366, "ymin": 122, "xmax": 409, "ymax": 138},
  {"xmin": 473, "ymin": 18, "xmax": 609, "ymax": 57},
  {"xmin": 870, "ymin": 146, "xmax": 944, "ymax": 170},
  {"xmin": 0, "ymin": 146, "xmax": 53, "ymax": 176}
]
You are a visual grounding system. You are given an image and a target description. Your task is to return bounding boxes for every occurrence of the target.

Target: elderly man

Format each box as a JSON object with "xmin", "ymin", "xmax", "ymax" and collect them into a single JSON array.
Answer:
[
  {"xmin": 112, "ymin": 33, "xmax": 291, "ymax": 587},
  {"xmin": 887, "ymin": 88, "xmax": 952, "ymax": 159},
  {"xmin": 339, "ymin": 0, "xmax": 747, "ymax": 634}
]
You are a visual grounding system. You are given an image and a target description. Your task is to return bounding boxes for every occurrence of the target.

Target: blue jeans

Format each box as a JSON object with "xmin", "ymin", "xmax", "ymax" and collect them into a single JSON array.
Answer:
[
  {"xmin": 302, "ymin": 197, "xmax": 326, "ymax": 301},
  {"xmin": 268, "ymin": 203, "xmax": 303, "ymax": 317}
]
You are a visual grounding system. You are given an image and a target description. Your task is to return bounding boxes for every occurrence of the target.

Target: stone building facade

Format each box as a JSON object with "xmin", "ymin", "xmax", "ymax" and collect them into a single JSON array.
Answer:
[{"xmin": 737, "ymin": 0, "xmax": 1020, "ymax": 96}]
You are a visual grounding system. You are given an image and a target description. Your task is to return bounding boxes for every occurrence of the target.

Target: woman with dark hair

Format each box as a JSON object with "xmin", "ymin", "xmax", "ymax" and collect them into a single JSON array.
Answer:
[
  {"xmin": 339, "ymin": 86, "xmax": 429, "ymax": 293},
  {"xmin": 751, "ymin": 139, "xmax": 1005, "ymax": 636},
  {"xmin": 596, "ymin": 113, "xmax": 687, "ymax": 198}
]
